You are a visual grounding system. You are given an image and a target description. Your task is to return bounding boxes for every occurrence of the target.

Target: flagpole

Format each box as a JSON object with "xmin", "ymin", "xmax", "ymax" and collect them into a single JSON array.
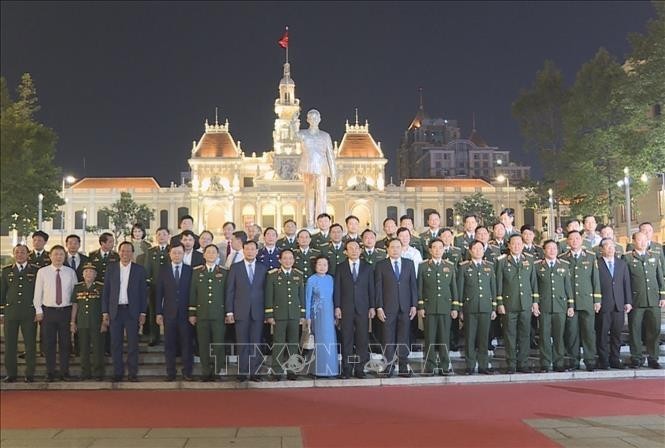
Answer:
[{"xmin": 285, "ymin": 26, "xmax": 289, "ymax": 64}]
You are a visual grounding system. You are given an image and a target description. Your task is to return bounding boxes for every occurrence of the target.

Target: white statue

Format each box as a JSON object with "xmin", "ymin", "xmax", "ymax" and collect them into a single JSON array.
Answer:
[{"xmin": 292, "ymin": 109, "xmax": 336, "ymax": 228}]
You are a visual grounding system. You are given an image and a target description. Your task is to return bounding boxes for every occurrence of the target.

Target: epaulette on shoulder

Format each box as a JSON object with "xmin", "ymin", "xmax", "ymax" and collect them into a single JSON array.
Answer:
[
  {"xmin": 193, "ymin": 265, "xmax": 205, "ymax": 270},
  {"xmin": 2, "ymin": 264, "xmax": 12, "ymax": 271},
  {"xmin": 489, "ymin": 243, "xmax": 500, "ymax": 249},
  {"xmin": 558, "ymin": 258, "xmax": 570, "ymax": 264},
  {"xmin": 459, "ymin": 260, "xmax": 470, "ymax": 265},
  {"xmin": 76, "ymin": 281, "xmax": 85, "ymax": 286},
  {"xmin": 293, "ymin": 268, "xmax": 303, "ymax": 274},
  {"xmin": 455, "ymin": 233, "xmax": 464, "ymax": 237},
  {"xmin": 28, "ymin": 263, "xmax": 39, "ymax": 269},
  {"xmin": 420, "ymin": 260, "xmax": 429, "ymax": 265},
  {"xmin": 376, "ymin": 248, "xmax": 386, "ymax": 253},
  {"xmin": 483, "ymin": 260, "xmax": 495, "ymax": 265},
  {"xmin": 95, "ymin": 281, "xmax": 104, "ymax": 286},
  {"xmin": 497, "ymin": 254, "xmax": 507, "ymax": 260},
  {"xmin": 268, "ymin": 268, "xmax": 279, "ymax": 274},
  {"xmin": 443, "ymin": 259, "xmax": 455, "ymax": 266},
  {"xmin": 524, "ymin": 252, "xmax": 535, "ymax": 258}
]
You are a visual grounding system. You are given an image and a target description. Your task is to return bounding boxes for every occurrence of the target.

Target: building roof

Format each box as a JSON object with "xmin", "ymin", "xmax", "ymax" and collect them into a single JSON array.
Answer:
[
  {"xmin": 469, "ymin": 129, "xmax": 488, "ymax": 147},
  {"xmin": 338, "ymin": 131, "xmax": 383, "ymax": 158},
  {"xmin": 404, "ymin": 178, "xmax": 493, "ymax": 189},
  {"xmin": 71, "ymin": 177, "xmax": 161, "ymax": 190},
  {"xmin": 191, "ymin": 120, "xmax": 240, "ymax": 158},
  {"xmin": 408, "ymin": 106, "xmax": 427, "ymax": 130}
]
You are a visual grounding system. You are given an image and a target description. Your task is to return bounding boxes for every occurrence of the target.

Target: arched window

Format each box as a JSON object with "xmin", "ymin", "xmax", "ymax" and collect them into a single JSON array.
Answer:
[
  {"xmin": 97, "ymin": 210, "xmax": 110, "ymax": 229},
  {"xmin": 160, "ymin": 210, "xmax": 169, "ymax": 229},
  {"xmin": 75, "ymin": 210, "xmax": 85, "ymax": 230}
]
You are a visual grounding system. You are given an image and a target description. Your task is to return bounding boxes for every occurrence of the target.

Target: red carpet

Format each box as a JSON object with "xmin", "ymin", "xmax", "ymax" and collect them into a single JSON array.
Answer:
[{"xmin": 2, "ymin": 379, "xmax": 663, "ymax": 447}]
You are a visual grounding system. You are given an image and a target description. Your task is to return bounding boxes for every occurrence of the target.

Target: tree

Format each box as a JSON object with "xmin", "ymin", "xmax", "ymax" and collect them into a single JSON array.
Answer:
[
  {"xmin": 0, "ymin": 74, "xmax": 63, "ymax": 236},
  {"xmin": 453, "ymin": 193, "xmax": 496, "ymax": 227},
  {"xmin": 100, "ymin": 192, "xmax": 155, "ymax": 242}
]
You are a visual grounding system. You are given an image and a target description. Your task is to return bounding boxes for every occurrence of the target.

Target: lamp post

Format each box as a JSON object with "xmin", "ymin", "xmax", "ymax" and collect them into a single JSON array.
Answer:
[
  {"xmin": 37, "ymin": 193, "xmax": 44, "ymax": 230},
  {"xmin": 548, "ymin": 188, "xmax": 555, "ymax": 239},
  {"xmin": 60, "ymin": 175, "xmax": 76, "ymax": 243},
  {"xmin": 496, "ymin": 174, "xmax": 509, "ymax": 209},
  {"xmin": 82, "ymin": 208, "xmax": 87, "ymax": 253},
  {"xmin": 616, "ymin": 168, "xmax": 649, "ymax": 239}
]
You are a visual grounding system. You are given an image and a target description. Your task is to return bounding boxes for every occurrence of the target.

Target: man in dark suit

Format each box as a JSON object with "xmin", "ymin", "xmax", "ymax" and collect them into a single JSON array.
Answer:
[
  {"xmin": 155, "ymin": 244, "xmax": 194, "ymax": 381},
  {"xmin": 596, "ymin": 238, "xmax": 632, "ymax": 370},
  {"xmin": 225, "ymin": 240, "xmax": 268, "ymax": 381},
  {"xmin": 65, "ymin": 234, "xmax": 89, "ymax": 281},
  {"xmin": 180, "ymin": 230, "xmax": 204, "ymax": 268},
  {"xmin": 374, "ymin": 238, "xmax": 418, "ymax": 377},
  {"xmin": 101, "ymin": 241, "xmax": 147, "ymax": 382},
  {"xmin": 334, "ymin": 240, "xmax": 375, "ymax": 379},
  {"xmin": 170, "ymin": 215, "xmax": 200, "ymax": 250}
]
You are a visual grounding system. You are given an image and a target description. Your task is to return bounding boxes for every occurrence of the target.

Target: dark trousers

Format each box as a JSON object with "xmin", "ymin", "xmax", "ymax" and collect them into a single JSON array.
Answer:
[
  {"xmin": 235, "ymin": 318, "xmax": 264, "ymax": 376},
  {"xmin": 464, "ymin": 312, "xmax": 491, "ymax": 371},
  {"xmin": 197, "ymin": 319, "xmax": 225, "ymax": 377},
  {"xmin": 340, "ymin": 311, "xmax": 370, "ymax": 375},
  {"xmin": 147, "ymin": 287, "xmax": 161, "ymax": 342},
  {"xmin": 78, "ymin": 328, "xmax": 105, "ymax": 378},
  {"xmin": 110, "ymin": 306, "xmax": 140, "ymax": 378},
  {"xmin": 164, "ymin": 316, "xmax": 193, "ymax": 377},
  {"xmin": 423, "ymin": 313, "xmax": 452, "ymax": 371},
  {"xmin": 271, "ymin": 319, "xmax": 301, "ymax": 374},
  {"xmin": 501, "ymin": 310, "xmax": 531, "ymax": 370},
  {"xmin": 43, "ymin": 306, "xmax": 72, "ymax": 376},
  {"xmin": 4, "ymin": 316, "xmax": 36, "ymax": 378},
  {"xmin": 382, "ymin": 309, "xmax": 411, "ymax": 366},
  {"xmin": 595, "ymin": 310, "xmax": 624, "ymax": 367}
]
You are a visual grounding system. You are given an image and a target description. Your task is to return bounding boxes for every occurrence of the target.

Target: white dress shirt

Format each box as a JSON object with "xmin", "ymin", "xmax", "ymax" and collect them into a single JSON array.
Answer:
[
  {"xmin": 244, "ymin": 260, "xmax": 256, "ymax": 280},
  {"xmin": 118, "ymin": 262, "xmax": 132, "ymax": 305},
  {"xmin": 33, "ymin": 264, "xmax": 78, "ymax": 314},
  {"xmin": 224, "ymin": 250, "xmax": 242, "ymax": 268},
  {"xmin": 183, "ymin": 250, "xmax": 193, "ymax": 266},
  {"xmin": 401, "ymin": 246, "xmax": 422, "ymax": 278},
  {"xmin": 67, "ymin": 253, "xmax": 81, "ymax": 269}
]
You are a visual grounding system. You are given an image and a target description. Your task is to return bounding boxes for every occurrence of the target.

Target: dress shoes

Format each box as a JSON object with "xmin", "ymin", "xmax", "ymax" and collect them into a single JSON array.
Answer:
[
  {"xmin": 354, "ymin": 371, "xmax": 366, "ymax": 379},
  {"xmin": 398, "ymin": 367, "xmax": 412, "ymax": 378},
  {"xmin": 478, "ymin": 368, "xmax": 494, "ymax": 375},
  {"xmin": 382, "ymin": 366, "xmax": 395, "ymax": 378},
  {"xmin": 585, "ymin": 365, "xmax": 595, "ymax": 372},
  {"xmin": 648, "ymin": 359, "xmax": 661, "ymax": 369},
  {"xmin": 165, "ymin": 376, "xmax": 176, "ymax": 382},
  {"xmin": 2, "ymin": 376, "xmax": 17, "ymax": 383},
  {"xmin": 597, "ymin": 363, "xmax": 610, "ymax": 370},
  {"xmin": 96, "ymin": 376, "xmax": 104, "ymax": 382},
  {"xmin": 25, "ymin": 376, "xmax": 34, "ymax": 383},
  {"xmin": 45, "ymin": 374, "xmax": 57, "ymax": 382},
  {"xmin": 286, "ymin": 372, "xmax": 297, "ymax": 381},
  {"xmin": 464, "ymin": 368, "xmax": 474, "ymax": 375},
  {"xmin": 439, "ymin": 368, "xmax": 453, "ymax": 376},
  {"xmin": 338, "ymin": 373, "xmax": 350, "ymax": 380},
  {"xmin": 237, "ymin": 375, "xmax": 248, "ymax": 382},
  {"xmin": 128, "ymin": 376, "xmax": 139, "ymax": 382},
  {"xmin": 61, "ymin": 373, "xmax": 74, "ymax": 382},
  {"xmin": 111, "ymin": 375, "xmax": 123, "ymax": 382},
  {"xmin": 505, "ymin": 368, "xmax": 516, "ymax": 374},
  {"xmin": 182, "ymin": 374, "xmax": 194, "ymax": 382},
  {"xmin": 517, "ymin": 367, "xmax": 534, "ymax": 374},
  {"xmin": 554, "ymin": 366, "xmax": 566, "ymax": 373},
  {"xmin": 148, "ymin": 339, "xmax": 160, "ymax": 347},
  {"xmin": 250, "ymin": 376, "xmax": 262, "ymax": 382},
  {"xmin": 609, "ymin": 361, "xmax": 625, "ymax": 370}
]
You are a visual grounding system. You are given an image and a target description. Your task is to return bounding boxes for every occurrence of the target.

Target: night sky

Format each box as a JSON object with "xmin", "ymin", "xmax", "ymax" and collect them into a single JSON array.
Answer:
[{"xmin": 1, "ymin": 1, "xmax": 656, "ymax": 185}]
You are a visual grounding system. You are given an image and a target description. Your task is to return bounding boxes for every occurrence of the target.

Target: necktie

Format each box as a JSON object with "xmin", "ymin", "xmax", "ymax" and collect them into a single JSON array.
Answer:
[
  {"xmin": 393, "ymin": 261, "xmax": 400, "ymax": 280},
  {"xmin": 174, "ymin": 265, "xmax": 180, "ymax": 284},
  {"xmin": 549, "ymin": 261, "xmax": 555, "ymax": 269},
  {"xmin": 70, "ymin": 256, "xmax": 76, "ymax": 271},
  {"xmin": 608, "ymin": 260, "xmax": 614, "ymax": 278},
  {"xmin": 248, "ymin": 263, "xmax": 254, "ymax": 283},
  {"xmin": 233, "ymin": 251, "xmax": 239, "ymax": 263},
  {"xmin": 103, "ymin": 253, "xmax": 108, "ymax": 262},
  {"xmin": 226, "ymin": 241, "xmax": 231, "ymax": 257},
  {"xmin": 352, "ymin": 262, "xmax": 358, "ymax": 281},
  {"xmin": 55, "ymin": 268, "xmax": 62, "ymax": 305},
  {"xmin": 18, "ymin": 264, "xmax": 23, "ymax": 273},
  {"xmin": 209, "ymin": 267, "xmax": 213, "ymax": 274}
]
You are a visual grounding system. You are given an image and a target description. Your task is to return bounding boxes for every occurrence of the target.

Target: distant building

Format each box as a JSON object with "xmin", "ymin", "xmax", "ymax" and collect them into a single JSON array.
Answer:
[{"xmin": 397, "ymin": 96, "xmax": 530, "ymax": 183}]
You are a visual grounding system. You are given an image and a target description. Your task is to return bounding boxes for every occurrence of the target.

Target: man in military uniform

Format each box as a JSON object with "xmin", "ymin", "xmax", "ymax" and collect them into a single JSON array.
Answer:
[
  {"xmin": 360, "ymin": 229, "xmax": 387, "ymax": 267},
  {"xmin": 419, "ymin": 211, "xmax": 443, "ymax": 259},
  {"xmin": 521, "ymin": 225, "xmax": 544, "ymax": 260},
  {"xmin": 458, "ymin": 240, "xmax": 497, "ymax": 375},
  {"xmin": 400, "ymin": 215, "xmax": 425, "ymax": 258},
  {"xmin": 454, "ymin": 214, "xmax": 478, "ymax": 254},
  {"xmin": 558, "ymin": 219, "xmax": 582, "ymax": 254},
  {"xmin": 28, "ymin": 230, "xmax": 51, "ymax": 268},
  {"xmin": 88, "ymin": 232, "xmax": 119, "ymax": 281},
  {"xmin": 310, "ymin": 213, "xmax": 332, "ymax": 249},
  {"xmin": 496, "ymin": 234, "xmax": 539, "ymax": 373},
  {"xmin": 593, "ymin": 225, "xmax": 625, "ymax": 258},
  {"xmin": 277, "ymin": 219, "xmax": 298, "ymax": 252},
  {"xmin": 1, "ymin": 245, "xmax": 38, "ymax": 382},
  {"xmin": 623, "ymin": 231, "xmax": 665, "ymax": 369},
  {"xmin": 342, "ymin": 215, "xmax": 363, "ymax": 246},
  {"xmin": 417, "ymin": 239, "xmax": 458, "ymax": 374},
  {"xmin": 490, "ymin": 222, "xmax": 508, "ymax": 255},
  {"xmin": 71, "ymin": 263, "xmax": 105, "ymax": 380},
  {"xmin": 440, "ymin": 228, "xmax": 463, "ymax": 266},
  {"xmin": 189, "ymin": 244, "xmax": 227, "ymax": 381},
  {"xmin": 265, "ymin": 249, "xmax": 305, "ymax": 380},
  {"xmin": 293, "ymin": 229, "xmax": 321, "ymax": 284},
  {"xmin": 376, "ymin": 217, "xmax": 398, "ymax": 250},
  {"xmin": 321, "ymin": 224, "xmax": 347, "ymax": 276},
  {"xmin": 627, "ymin": 222, "xmax": 665, "ymax": 269},
  {"xmin": 257, "ymin": 227, "xmax": 281, "ymax": 270},
  {"xmin": 582, "ymin": 215, "xmax": 601, "ymax": 250},
  {"xmin": 533, "ymin": 240, "xmax": 574, "ymax": 372},
  {"xmin": 559, "ymin": 230, "xmax": 601, "ymax": 371},
  {"xmin": 474, "ymin": 226, "xmax": 501, "ymax": 263},
  {"xmin": 143, "ymin": 227, "xmax": 171, "ymax": 346},
  {"xmin": 499, "ymin": 208, "xmax": 519, "ymax": 238}
]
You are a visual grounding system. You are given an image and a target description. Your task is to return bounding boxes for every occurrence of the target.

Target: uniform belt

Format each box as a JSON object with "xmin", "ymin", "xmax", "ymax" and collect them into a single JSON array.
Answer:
[
  {"xmin": 117, "ymin": 304, "xmax": 129, "ymax": 308},
  {"xmin": 43, "ymin": 305, "xmax": 72, "ymax": 310}
]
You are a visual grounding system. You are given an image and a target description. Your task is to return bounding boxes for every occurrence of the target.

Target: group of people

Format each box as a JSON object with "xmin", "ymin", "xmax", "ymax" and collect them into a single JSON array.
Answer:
[{"xmin": 1, "ymin": 211, "xmax": 663, "ymax": 383}]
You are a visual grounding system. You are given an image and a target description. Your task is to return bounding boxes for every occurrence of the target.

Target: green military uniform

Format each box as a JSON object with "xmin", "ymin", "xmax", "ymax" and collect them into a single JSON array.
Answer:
[
  {"xmin": 623, "ymin": 250, "xmax": 665, "ymax": 367},
  {"xmin": 442, "ymin": 245, "xmax": 463, "ymax": 266},
  {"xmin": 293, "ymin": 248, "xmax": 321, "ymax": 284},
  {"xmin": 524, "ymin": 244, "xmax": 545, "ymax": 261},
  {"xmin": 408, "ymin": 233, "xmax": 426, "ymax": 258},
  {"xmin": 453, "ymin": 232, "xmax": 475, "ymax": 254},
  {"xmin": 28, "ymin": 250, "xmax": 51, "ymax": 268},
  {"xmin": 1, "ymin": 263, "xmax": 38, "ymax": 380},
  {"xmin": 376, "ymin": 235, "xmax": 396, "ymax": 250},
  {"xmin": 360, "ymin": 247, "xmax": 387, "ymax": 267},
  {"xmin": 311, "ymin": 231, "xmax": 331, "ymax": 250},
  {"xmin": 496, "ymin": 253, "xmax": 539, "ymax": 372},
  {"xmin": 265, "ymin": 268, "xmax": 305, "ymax": 375},
  {"xmin": 189, "ymin": 264, "xmax": 227, "ymax": 379},
  {"xmin": 88, "ymin": 250, "xmax": 120, "ymax": 282},
  {"xmin": 417, "ymin": 259, "xmax": 458, "ymax": 373},
  {"xmin": 342, "ymin": 234, "xmax": 363, "ymax": 247},
  {"xmin": 277, "ymin": 236, "xmax": 298, "ymax": 252},
  {"xmin": 72, "ymin": 280, "xmax": 105, "ymax": 379},
  {"xmin": 489, "ymin": 239, "xmax": 508, "ymax": 256},
  {"xmin": 143, "ymin": 245, "xmax": 170, "ymax": 344},
  {"xmin": 419, "ymin": 229, "xmax": 442, "ymax": 259},
  {"xmin": 627, "ymin": 241, "xmax": 665, "ymax": 270},
  {"xmin": 559, "ymin": 249, "xmax": 601, "ymax": 369},
  {"xmin": 321, "ymin": 242, "xmax": 347, "ymax": 276},
  {"xmin": 457, "ymin": 260, "xmax": 497, "ymax": 373},
  {"xmin": 534, "ymin": 258, "xmax": 573, "ymax": 371}
]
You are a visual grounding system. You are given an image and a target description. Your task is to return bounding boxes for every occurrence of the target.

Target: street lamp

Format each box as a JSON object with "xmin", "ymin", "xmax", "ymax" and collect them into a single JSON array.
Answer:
[
  {"xmin": 82, "ymin": 208, "xmax": 87, "ymax": 253},
  {"xmin": 37, "ymin": 193, "xmax": 44, "ymax": 230},
  {"xmin": 548, "ymin": 188, "xmax": 555, "ymax": 239},
  {"xmin": 61, "ymin": 175, "xmax": 76, "ymax": 242},
  {"xmin": 496, "ymin": 174, "xmax": 509, "ymax": 209},
  {"xmin": 616, "ymin": 167, "xmax": 648, "ymax": 238}
]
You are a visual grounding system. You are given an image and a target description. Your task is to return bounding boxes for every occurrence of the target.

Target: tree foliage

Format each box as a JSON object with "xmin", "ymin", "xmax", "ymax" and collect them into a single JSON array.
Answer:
[
  {"xmin": 512, "ymin": 3, "xmax": 665, "ymax": 219},
  {"xmin": 1, "ymin": 74, "xmax": 63, "ymax": 235},
  {"xmin": 454, "ymin": 193, "xmax": 496, "ymax": 227},
  {"xmin": 100, "ymin": 192, "xmax": 155, "ymax": 242}
]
